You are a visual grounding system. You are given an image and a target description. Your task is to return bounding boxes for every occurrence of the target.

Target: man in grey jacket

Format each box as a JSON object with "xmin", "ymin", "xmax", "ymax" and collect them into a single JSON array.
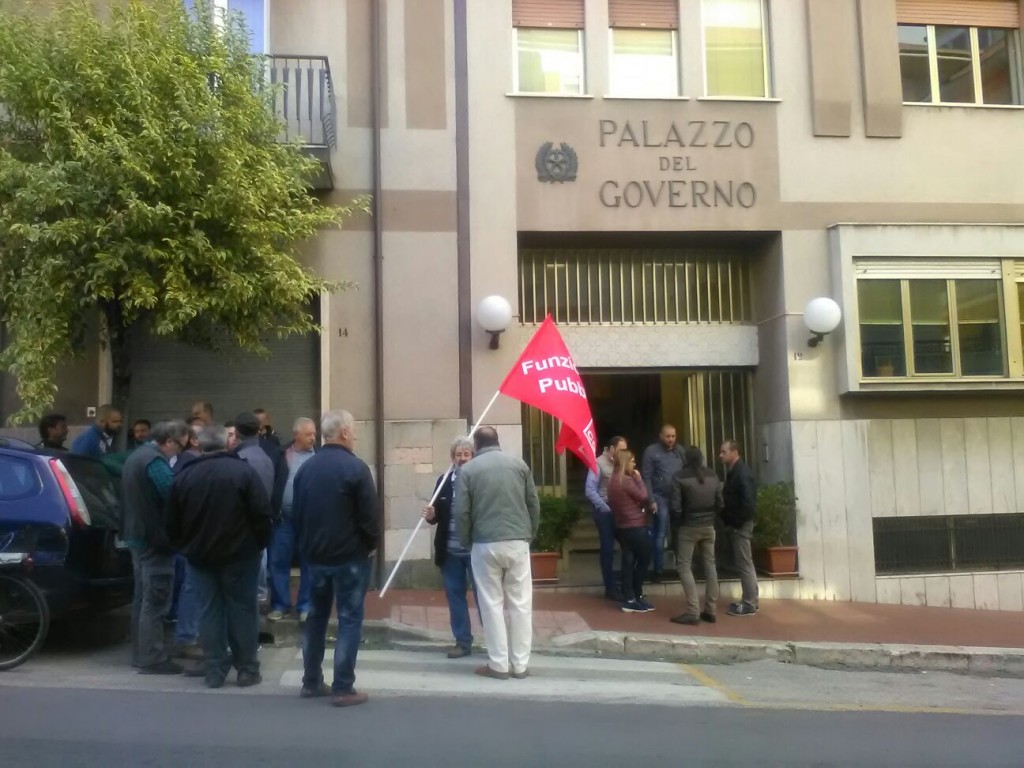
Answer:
[
  {"xmin": 235, "ymin": 411, "xmax": 276, "ymax": 606},
  {"xmin": 456, "ymin": 427, "xmax": 540, "ymax": 680}
]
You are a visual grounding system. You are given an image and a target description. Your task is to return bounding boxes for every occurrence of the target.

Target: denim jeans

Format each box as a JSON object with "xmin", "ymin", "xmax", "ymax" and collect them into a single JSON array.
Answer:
[
  {"xmin": 191, "ymin": 554, "xmax": 262, "ymax": 682},
  {"xmin": 647, "ymin": 493, "xmax": 669, "ymax": 573},
  {"xmin": 173, "ymin": 555, "xmax": 200, "ymax": 646},
  {"xmin": 616, "ymin": 526, "xmax": 652, "ymax": 602},
  {"xmin": 257, "ymin": 550, "xmax": 269, "ymax": 603},
  {"xmin": 269, "ymin": 511, "xmax": 311, "ymax": 614},
  {"xmin": 130, "ymin": 547, "xmax": 175, "ymax": 668},
  {"xmin": 303, "ymin": 558, "xmax": 372, "ymax": 695},
  {"xmin": 440, "ymin": 552, "xmax": 478, "ymax": 649},
  {"xmin": 590, "ymin": 507, "xmax": 617, "ymax": 594}
]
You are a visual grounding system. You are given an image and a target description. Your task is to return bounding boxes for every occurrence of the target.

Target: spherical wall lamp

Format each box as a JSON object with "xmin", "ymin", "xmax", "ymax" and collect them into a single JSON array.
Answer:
[
  {"xmin": 477, "ymin": 295, "xmax": 513, "ymax": 350},
  {"xmin": 804, "ymin": 297, "xmax": 842, "ymax": 348}
]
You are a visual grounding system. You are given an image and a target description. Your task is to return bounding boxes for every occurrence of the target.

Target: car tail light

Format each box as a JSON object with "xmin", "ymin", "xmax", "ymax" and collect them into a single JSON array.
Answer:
[{"xmin": 49, "ymin": 458, "xmax": 92, "ymax": 527}]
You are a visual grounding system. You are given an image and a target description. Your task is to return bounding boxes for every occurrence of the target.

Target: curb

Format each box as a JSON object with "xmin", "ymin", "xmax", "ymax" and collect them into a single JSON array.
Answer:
[{"xmin": 260, "ymin": 618, "xmax": 1024, "ymax": 678}]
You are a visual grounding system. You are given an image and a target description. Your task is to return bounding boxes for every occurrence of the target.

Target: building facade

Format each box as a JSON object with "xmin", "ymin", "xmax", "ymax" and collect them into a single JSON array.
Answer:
[{"xmin": 6, "ymin": 0, "xmax": 1024, "ymax": 608}]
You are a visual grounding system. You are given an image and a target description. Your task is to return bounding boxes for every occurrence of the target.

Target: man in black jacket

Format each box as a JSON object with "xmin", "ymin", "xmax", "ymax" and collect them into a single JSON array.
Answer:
[
  {"xmin": 422, "ymin": 437, "xmax": 477, "ymax": 658},
  {"xmin": 719, "ymin": 440, "xmax": 758, "ymax": 617},
  {"xmin": 293, "ymin": 409, "xmax": 379, "ymax": 708},
  {"xmin": 167, "ymin": 425, "xmax": 274, "ymax": 688}
]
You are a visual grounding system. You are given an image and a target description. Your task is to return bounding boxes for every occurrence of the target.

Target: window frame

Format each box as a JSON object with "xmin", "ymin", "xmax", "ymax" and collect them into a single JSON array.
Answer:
[
  {"xmin": 607, "ymin": 27, "xmax": 681, "ymax": 98},
  {"xmin": 898, "ymin": 23, "xmax": 1024, "ymax": 106},
  {"xmin": 854, "ymin": 260, "xmax": 1024, "ymax": 383},
  {"xmin": 699, "ymin": 0, "xmax": 774, "ymax": 99},
  {"xmin": 512, "ymin": 27, "xmax": 586, "ymax": 96}
]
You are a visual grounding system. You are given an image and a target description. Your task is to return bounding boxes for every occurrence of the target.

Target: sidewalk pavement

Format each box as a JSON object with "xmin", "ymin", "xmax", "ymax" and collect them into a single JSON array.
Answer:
[{"xmin": 264, "ymin": 587, "xmax": 1024, "ymax": 677}]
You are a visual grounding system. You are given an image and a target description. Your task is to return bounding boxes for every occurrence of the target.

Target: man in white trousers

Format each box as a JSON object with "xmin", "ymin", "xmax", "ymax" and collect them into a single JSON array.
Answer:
[{"xmin": 456, "ymin": 426, "xmax": 540, "ymax": 680}]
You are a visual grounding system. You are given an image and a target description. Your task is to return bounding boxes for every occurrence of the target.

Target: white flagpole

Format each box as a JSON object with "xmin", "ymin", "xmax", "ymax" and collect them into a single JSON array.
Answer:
[{"xmin": 379, "ymin": 388, "xmax": 504, "ymax": 597}]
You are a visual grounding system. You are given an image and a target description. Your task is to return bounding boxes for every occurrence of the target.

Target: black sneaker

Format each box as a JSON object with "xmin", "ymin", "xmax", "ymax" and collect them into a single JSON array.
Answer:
[
  {"xmin": 636, "ymin": 596, "xmax": 656, "ymax": 612},
  {"xmin": 699, "ymin": 611, "xmax": 717, "ymax": 624},
  {"xmin": 670, "ymin": 613, "xmax": 700, "ymax": 626},
  {"xmin": 727, "ymin": 603, "xmax": 757, "ymax": 617},
  {"xmin": 301, "ymin": 682, "xmax": 333, "ymax": 698},
  {"xmin": 237, "ymin": 671, "xmax": 262, "ymax": 687},
  {"xmin": 621, "ymin": 600, "xmax": 644, "ymax": 613},
  {"xmin": 138, "ymin": 659, "xmax": 184, "ymax": 675}
]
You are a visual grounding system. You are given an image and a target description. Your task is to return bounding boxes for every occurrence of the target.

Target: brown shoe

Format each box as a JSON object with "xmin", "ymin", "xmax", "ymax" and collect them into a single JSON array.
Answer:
[
  {"xmin": 510, "ymin": 668, "xmax": 529, "ymax": 680},
  {"xmin": 474, "ymin": 665, "xmax": 509, "ymax": 680},
  {"xmin": 331, "ymin": 690, "xmax": 369, "ymax": 707},
  {"xmin": 447, "ymin": 645, "xmax": 471, "ymax": 659}
]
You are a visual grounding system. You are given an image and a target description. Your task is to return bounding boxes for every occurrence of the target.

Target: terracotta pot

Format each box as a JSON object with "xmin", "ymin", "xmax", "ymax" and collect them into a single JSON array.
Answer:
[
  {"xmin": 755, "ymin": 546, "xmax": 798, "ymax": 576},
  {"xmin": 530, "ymin": 551, "xmax": 560, "ymax": 582}
]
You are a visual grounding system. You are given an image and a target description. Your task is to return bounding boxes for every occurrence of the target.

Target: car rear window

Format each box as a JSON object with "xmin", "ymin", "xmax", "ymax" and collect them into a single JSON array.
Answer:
[
  {"xmin": 60, "ymin": 455, "xmax": 122, "ymax": 530},
  {"xmin": 0, "ymin": 456, "xmax": 40, "ymax": 499}
]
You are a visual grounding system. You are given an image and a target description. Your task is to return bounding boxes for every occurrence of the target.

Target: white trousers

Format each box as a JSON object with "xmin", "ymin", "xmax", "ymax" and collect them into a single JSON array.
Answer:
[{"xmin": 470, "ymin": 540, "xmax": 533, "ymax": 674}]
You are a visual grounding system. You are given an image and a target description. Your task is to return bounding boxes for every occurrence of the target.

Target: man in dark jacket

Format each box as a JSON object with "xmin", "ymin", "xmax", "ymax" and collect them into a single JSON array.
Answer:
[
  {"xmin": 167, "ymin": 425, "xmax": 273, "ymax": 688},
  {"xmin": 422, "ymin": 437, "xmax": 477, "ymax": 658},
  {"xmin": 121, "ymin": 420, "xmax": 190, "ymax": 674},
  {"xmin": 293, "ymin": 409, "xmax": 379, "ymax": 707},
  {"xmin": 235, "ymin": 411, "xmax": 276, "ymax": 608},
  {"xmin": 641, "ymin": 425, "xmax": 684, "ymax": 581},
  {"xmin": 719, "ymin": 439, "xmax": 758, "ymax": 617}
]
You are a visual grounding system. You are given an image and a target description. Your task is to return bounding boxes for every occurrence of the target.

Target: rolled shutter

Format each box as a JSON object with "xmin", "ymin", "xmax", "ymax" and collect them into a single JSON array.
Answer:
[
  {"xmin": 895, "ymin": 0, "xmax": 1020, "ymax": 27},
  {"xmin": 609, "ymin": 0, "xmax": 680, "ymax": 29},
  {"xmin": 512, "ymin": 0, "xmax": 586, "ymax": 28}
]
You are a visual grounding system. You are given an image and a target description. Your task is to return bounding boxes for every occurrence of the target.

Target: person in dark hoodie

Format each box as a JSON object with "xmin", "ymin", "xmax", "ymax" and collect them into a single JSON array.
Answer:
[
  {"xmin": 167, "ymin": 425, "xmax": 273, "ymax": 689},
  {"xmin": 293, "ymin": 409, "xmax": 379, "ymax": 708}
]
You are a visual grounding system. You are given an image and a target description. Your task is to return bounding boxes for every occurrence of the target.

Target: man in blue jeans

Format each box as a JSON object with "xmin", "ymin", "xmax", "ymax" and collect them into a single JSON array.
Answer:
[
  {"xmin": 423, "ymin": 437, "xmax": 478, "ymax": 658},
  {"xmin": 641, "ymin": 425, "xmax": 684, "ymax": 581},
  {"xmin": 584, "ymin": 435, "xmax": 626, "ymax": 601},
  {"xmin": 293, "ymin": 410, "xmax": 380, "ymax": 708}
]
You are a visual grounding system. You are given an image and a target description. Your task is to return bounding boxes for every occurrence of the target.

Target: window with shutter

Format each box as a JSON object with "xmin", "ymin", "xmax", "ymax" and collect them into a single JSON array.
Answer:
[
  {"xmin": 853, "ymin": 258, "xmax": 1024, "ymax": 381},
  {"xmin": 512, "ymin": 1, "xmax": 586, "ymax": 93},
  {"xmin": 896, "ymin": 3, "xmax": 1023, "ymax": 105},
  {"xmin": 606, "ymin": 1, "xmax": 680, "ymax": 96}
]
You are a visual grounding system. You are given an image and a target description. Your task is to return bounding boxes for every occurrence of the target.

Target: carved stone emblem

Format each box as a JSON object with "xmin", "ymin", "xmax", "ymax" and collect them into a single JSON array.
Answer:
[{"xmin": 535, "ymin": 142, "xmax": 578, "ymax": 183}]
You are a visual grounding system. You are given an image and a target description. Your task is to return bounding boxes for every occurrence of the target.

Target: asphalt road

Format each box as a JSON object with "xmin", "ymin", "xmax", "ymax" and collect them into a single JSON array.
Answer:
[{"xmin": 0, "ymin": 686, "xmax": 1021, "ymax": 767}]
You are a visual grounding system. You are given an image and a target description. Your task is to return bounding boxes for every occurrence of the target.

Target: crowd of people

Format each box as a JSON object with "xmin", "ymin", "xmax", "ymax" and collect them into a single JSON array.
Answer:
[
  {"xmin": 34, "ymin": 403, "xmax": 757, "ymax": 700},
  {"xmin": 584, "ymin": 426, "xmax": 759, "ymax": 622}
]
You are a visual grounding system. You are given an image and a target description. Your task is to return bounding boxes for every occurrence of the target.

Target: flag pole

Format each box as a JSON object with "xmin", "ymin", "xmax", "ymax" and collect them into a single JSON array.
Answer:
[{"xmin": 379, "ymin": 388, "xmax": 503, "ymax": 597}]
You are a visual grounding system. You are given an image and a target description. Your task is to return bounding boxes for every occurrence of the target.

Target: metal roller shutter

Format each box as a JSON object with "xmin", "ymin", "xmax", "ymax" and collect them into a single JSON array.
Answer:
[
  {"xmin": 895, "ymin": 0, "xmax": 1020, "ymax": 27},
  {"xmin": 608, "ymin": 0, "xmax": 680, "ymax": 29},
  {"xmin": 129, "ymin": 327, "xmax": 319, "ymax": 435},
  {"xmin": 512, "ymin": 0, "xmax": 585, "ymax": 28}
]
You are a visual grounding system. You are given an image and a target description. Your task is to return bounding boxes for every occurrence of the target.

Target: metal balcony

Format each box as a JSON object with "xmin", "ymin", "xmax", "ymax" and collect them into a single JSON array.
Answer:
[{"xmin": 266, "ymin": 55, "xmax": 337, "ymax": 190}]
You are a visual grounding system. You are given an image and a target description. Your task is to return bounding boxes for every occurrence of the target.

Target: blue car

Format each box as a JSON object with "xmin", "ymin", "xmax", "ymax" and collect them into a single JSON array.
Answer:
[{"xmin": 0, "ymin": 439, "xmax": 133, "ymax": 618}]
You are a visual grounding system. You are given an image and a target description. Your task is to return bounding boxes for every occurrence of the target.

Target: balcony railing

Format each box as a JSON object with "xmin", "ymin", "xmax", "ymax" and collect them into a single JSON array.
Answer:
[{"xmin": 266, "ymin": 55, "xmax": 337, "ymax": 150}]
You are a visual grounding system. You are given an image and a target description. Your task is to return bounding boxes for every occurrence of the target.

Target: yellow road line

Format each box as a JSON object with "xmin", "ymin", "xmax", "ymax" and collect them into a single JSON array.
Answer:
[
  {"xmin": 678, "ymin": 663, "xmax": 750, "ymax": 705},
  {"xmin": 678, "ymin": 664, "xmax": 1024, "ymax": 717}
]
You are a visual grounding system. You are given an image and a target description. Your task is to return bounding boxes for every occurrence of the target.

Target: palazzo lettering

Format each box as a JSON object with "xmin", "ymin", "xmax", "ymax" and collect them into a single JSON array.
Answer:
[
  {"xmin": 598, "ymin": 119, "xmax": 755, "ymax": 149},
  {"xmin": 599, "ymin": 180, "xmax": 756, "ymax": 209}
]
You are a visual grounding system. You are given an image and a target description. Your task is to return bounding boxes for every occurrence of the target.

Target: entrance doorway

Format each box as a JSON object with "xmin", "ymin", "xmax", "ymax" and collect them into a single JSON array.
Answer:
[{"xmin": 523, "ymin": 368, "xmax": 755, "ymax": 497}]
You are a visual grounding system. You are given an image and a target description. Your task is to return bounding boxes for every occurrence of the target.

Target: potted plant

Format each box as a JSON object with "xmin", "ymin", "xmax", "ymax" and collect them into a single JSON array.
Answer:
[
  {"xmin": 530, "ymin": 493, "xmax": 581, "ymax": 582},
  {"xmin": 752, "ymin": 482, "xmax": 798, "ymax": 576}
]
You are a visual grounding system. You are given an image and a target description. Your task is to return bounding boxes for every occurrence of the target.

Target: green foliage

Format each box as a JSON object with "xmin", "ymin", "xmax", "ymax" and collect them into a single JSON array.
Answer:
[
  {"xmin": 0, "ymin": 0, "xmax": 367, "ymax": 423},
  {"xmin": 532, "ymin": 493, "xmax": 581, "ymax": 553},
  {"xmin": 752, "ymin": 481, "xmax": 797, "ymax": 549}
]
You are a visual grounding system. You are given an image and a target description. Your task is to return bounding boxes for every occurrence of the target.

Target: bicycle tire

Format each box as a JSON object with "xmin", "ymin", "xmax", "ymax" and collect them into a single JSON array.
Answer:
[{"xmin": 0, "ymin": 573, "xmax": 50, "ymax": 671}]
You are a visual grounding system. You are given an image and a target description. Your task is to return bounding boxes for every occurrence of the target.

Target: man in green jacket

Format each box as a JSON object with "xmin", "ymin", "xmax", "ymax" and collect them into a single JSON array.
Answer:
[{"xmin": 456, "ymin": 426, "xmax": 540, "ymax": 681}]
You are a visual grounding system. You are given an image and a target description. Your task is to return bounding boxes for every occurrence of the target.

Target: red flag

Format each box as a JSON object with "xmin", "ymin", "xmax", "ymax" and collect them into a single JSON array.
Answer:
[{"xmin": 499, "ymin": 316, "xmax": 598, "ymax": 474}]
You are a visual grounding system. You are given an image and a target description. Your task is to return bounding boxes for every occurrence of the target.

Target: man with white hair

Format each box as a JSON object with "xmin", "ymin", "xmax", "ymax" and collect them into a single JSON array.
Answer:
[
  {"xmin": 293, "ymin": 410, "xmax": 379, "ymax": 708},
  {"xmin": 267, "ymin": 417, "xmax": 318, "ymax": 622}
]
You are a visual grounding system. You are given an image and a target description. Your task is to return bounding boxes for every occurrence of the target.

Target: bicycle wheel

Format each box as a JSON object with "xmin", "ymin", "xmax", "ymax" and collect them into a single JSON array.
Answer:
[{"xmin": 0, "ymin": 573, "xmax": 50, "ymax": 671}]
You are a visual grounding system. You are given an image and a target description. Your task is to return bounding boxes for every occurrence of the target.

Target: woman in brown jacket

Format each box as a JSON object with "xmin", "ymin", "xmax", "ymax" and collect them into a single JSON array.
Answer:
[{"xmin": 606, "ymin": 450, "xmax": 654, "ymax": 613}]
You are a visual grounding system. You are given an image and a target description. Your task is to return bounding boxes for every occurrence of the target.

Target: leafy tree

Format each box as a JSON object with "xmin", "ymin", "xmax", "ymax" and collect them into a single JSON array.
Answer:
[{"xmin": 0, "ymin": 0, "xmax": 362, "ymax": 423}]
